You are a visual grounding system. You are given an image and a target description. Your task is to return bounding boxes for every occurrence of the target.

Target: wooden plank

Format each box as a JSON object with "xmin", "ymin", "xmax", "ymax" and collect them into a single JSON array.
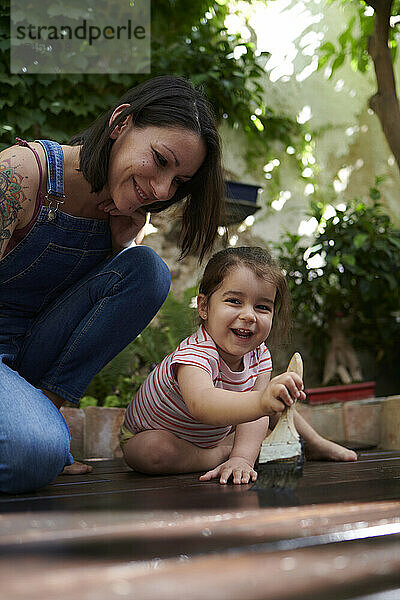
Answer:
[
  {"xmin": 1, "ymin": 501, "xmax": 399, "ymax": 559},
  {"xmin": 1, "ymin": 451, "xmax": 399, "ymax": 513},
  {"xmin": 0, "ymin": 533, "xmax": 399, "ymax": 600}
]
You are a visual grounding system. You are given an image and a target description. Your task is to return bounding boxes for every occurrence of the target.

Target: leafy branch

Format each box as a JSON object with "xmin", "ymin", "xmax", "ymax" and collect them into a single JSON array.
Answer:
[
  {"xmin": 0, "ymin": 0, "xmax": 302, "ymax": 177},
  {"xmin": 318, "ymin": 0, "xmax": 400, "ymax": 172}
]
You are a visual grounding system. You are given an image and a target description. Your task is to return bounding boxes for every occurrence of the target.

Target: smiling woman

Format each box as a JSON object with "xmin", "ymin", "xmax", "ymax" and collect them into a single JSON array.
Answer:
[
  {"xmin": 102, "ymin": 124, "xmax": 206, "ymax": 219},
  {"xmin": 70, "ymin": 76, "xmax": 224, "ymax": 259},
  {"xmin": 0, "ymin": 75, "xmax": 225, "ymax": 494}
]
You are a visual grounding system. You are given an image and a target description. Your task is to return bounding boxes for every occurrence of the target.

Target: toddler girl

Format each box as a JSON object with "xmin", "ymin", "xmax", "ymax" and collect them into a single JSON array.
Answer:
[{"xmin": 121, "ymin": 247, "xmax": 357, "ymax": 484}]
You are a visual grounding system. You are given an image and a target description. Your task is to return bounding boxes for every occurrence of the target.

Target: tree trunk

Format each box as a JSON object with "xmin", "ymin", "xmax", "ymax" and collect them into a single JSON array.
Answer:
[{"xmin": 366, "ymin": 0, "xmax": 400, "ymax": 173}]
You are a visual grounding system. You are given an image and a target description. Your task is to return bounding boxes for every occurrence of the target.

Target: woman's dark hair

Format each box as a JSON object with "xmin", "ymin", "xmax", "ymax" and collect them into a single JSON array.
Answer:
[
  {"xmin": 70, "ymin": 75, "xmax": 224, "ymax": 260},
  {"xmin": 198, "ymin": 246, "xmax": 291, "ymax": 344}
]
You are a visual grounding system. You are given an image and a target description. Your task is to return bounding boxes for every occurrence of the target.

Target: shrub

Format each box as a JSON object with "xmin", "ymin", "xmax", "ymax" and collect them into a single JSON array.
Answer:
[
  {"xmin": 273, "ymin": 182, "xmax": 400, "ymax": 383},
  {"xmin": 82, "ymin": 286, "xmax": 197, "ymax": 407}
]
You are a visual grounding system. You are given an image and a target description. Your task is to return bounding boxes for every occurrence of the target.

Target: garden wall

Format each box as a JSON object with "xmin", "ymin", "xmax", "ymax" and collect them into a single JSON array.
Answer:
[{"xmin": 61, "ymin": 396, "xmax": 400, "ymax": 460}]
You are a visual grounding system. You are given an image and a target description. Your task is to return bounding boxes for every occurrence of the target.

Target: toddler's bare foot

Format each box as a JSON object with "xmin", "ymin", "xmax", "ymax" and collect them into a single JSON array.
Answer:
[
  {"xmin": 61, "ymin": 461, "xmax": 93, "ymax": 475},
  {"xmin": 306, "ymin": 436, "xmax": 358, "ymax": 462}
]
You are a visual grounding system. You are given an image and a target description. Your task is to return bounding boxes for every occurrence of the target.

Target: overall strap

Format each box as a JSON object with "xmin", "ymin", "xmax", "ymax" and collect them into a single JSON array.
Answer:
[
  {"xmin": 35, "ymin": 140, "xmax": 65, "ymax": 219},
  {"xmin": 15, "ymin": 138, "xmax": 44, "ymax": 194}
]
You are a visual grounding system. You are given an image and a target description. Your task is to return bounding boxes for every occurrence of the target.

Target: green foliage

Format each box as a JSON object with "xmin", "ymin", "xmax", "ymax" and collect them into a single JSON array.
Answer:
[
  {"xmin": 153, "ymin": 3, "xmax": 301, "ymax": 166},
  {"xmin": 83, "ymin": 342, "xmax": 146, "ymax": 408},
  {"xmin": 318, "ymin": 1, "xmax": 400, "ymax": 76},
  {"xmin": 273, "ymin": 181, "xmax": 400, "ymax": 365},
  {"xmin": 128, "ymin": 285, "xmax": 198, "ymax": 365},
  {"xmin": 80, "ymin": 395, "xmax": 98, "ymax": 408},
  {"xmin": 0, "ymin": 0, "xmax": 302, "ymax": 175},
  {"xmin": 82, "ymin": 287, "xmax": 198, "ymax": 407}
]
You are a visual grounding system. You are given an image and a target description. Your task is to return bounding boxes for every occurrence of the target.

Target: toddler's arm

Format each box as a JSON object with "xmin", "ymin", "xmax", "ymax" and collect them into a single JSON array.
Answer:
[
  {"xmin": 227, "ymin": 370, "xmax": 272, "ymax": 464},
  {"xmin": 177, "ymin": 366, "xmax": 304, "ymax": 426},
  {"xmin": 197, "ymin": 372, "xmax": 271, "ymax": 485}
]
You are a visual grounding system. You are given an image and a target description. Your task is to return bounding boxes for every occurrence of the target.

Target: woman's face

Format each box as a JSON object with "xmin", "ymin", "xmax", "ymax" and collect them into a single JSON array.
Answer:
[{"xmin": 106, "ymin": 111, "xmax": 206, "ymax": 215}]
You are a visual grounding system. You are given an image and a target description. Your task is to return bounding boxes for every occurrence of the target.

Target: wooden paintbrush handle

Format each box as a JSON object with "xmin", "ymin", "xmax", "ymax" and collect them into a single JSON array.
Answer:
[
  {"xmin": 286, "ymin": 352, "xmax": 303, "ymax": 378},
  {"xmin": 258, "ymin": 352, "xmax": 304, "ymax": 456},
  {"xmin": 285, "ymin": 352, "xmax": 303, "ymax": 434}
]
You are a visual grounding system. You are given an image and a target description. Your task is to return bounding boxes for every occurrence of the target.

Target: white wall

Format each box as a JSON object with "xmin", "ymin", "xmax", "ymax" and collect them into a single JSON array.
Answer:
[{"xmin": 221, "ymin": 0, "xmax": 400, "ymax": 244}]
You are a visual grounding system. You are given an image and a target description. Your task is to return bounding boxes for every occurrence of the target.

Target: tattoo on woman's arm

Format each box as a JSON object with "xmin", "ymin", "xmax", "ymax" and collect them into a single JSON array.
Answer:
[{"xmin": 0, "ymin": 157, "xmax": 30, "ymax": 250}]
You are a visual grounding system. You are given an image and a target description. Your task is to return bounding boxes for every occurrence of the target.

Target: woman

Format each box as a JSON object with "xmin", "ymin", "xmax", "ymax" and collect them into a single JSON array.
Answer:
[{"xmin": 0, "ymin": 75, "xmax": 225, "ymax": 493}]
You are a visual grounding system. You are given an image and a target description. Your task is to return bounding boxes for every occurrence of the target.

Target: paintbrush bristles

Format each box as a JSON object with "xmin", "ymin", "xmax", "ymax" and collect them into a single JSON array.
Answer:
[{"xmin": 254, "ymin": 442, "xmax": 305, "ymax": 490}]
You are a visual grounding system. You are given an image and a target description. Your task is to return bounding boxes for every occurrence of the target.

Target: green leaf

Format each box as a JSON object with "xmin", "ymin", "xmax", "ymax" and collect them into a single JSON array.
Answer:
[
  {"xmin": 332, "ymin": 256, "xmax": 341, "ymax": 269},
  {"xmin": 369, "ymin": 187, "xmax": 381, "ymax": 201},
  {"xmin": 388, "ymin": 235, "xmax": 400, "ymax": 249},
  {"xmin": 319, "ymin": 41, "xmax": 336, "ymax": 54},
  {"xmin": 330, "ymin": 53, "xmax": 345, "ymax": 75},
  {"xmin": 342, "ymin": 254, "xmax": 356, "ymax": 266},
  {"xmin": 80, "ymin": 396, "xmax": 98, "ymax": 408},
  {"xmin": 318, "ymin": 53, "xmax": 331, "ymax": 69},
  {"xmin": 382, "ymin": 272, "xmax": 398, "ymax": 290},
  {"xmin": 103, "ymin": 395, "xmax": 121, "ymax": 407},
  {"xmin": 338, "ymin": 31, "xmax": 349, "ymax": 50},
  {"xmin": 353, "ymin": 233, "xmax": 368, "ymax": 249}
]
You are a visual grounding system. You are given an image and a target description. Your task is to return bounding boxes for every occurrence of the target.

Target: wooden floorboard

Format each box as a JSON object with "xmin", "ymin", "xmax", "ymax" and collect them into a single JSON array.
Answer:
[
  {"xmin": 1, "ymin": 451, "xmax": 399, "ymax": 513},
  {"xmin": 0, "ymin": 449, "xmax": 399, "ymax": 599}
]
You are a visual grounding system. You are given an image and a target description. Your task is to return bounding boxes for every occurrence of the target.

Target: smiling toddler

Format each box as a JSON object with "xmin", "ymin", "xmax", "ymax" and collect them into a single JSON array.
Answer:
[{"xmin": 121, "ymin": 246, "xmax": 357, "ymax": 484}]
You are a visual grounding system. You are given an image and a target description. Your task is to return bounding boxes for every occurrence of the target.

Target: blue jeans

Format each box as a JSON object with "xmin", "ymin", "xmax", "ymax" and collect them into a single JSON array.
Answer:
[
  {"xmin": 0, "ymin": 142, "xmax": 171, "ymax": 493},
  {"xmin": 0, "ymin": 243, "xmax": 171, "ymax": 493}
]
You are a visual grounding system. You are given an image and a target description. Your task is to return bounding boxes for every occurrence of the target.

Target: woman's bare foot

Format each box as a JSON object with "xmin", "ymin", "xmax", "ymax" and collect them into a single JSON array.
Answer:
[
  {"xmin": 305, "ymin": 436, "xmax": 358, "ymax": 462},
  {"xmin": 61, "ymin": 461, "xmax": 93, "ymax": 475}
]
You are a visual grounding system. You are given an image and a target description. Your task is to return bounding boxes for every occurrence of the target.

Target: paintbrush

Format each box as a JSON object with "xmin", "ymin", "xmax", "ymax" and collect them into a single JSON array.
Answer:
[{"xmin": 253, "ymin": 352, "xmax": 304, "ymax": 490}]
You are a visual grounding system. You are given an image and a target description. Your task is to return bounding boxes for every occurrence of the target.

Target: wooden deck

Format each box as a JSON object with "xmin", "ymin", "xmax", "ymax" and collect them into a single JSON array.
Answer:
[{"xmin": 1, "ymin": 449, "xmax": 399, "ymax": 599}]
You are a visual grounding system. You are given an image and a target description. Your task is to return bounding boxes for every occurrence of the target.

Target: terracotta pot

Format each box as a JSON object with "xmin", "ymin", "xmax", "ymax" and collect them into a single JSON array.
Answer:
[{"xmin": 61, "ymin": 406, "xmax": 125, "ymax": 459}]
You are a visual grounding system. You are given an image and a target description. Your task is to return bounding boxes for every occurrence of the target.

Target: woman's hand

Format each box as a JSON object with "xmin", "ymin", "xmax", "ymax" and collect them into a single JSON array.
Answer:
[
  {"xmin": 109, "ymin": 211, "xmax": 147, "ymax": 250},
  {"xmin": 98, "ymin": 200, "xmax": 147, "ymax": 250},
  {"xmin": 199, "ymin": 456, "xmax": 257, "ymax": 485}
]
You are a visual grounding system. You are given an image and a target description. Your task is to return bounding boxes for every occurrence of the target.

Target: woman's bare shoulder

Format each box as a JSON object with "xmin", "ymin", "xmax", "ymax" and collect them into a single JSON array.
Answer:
[{"xmin": 0, "ymin": 143, "xmax": 41, "ymax": 192}]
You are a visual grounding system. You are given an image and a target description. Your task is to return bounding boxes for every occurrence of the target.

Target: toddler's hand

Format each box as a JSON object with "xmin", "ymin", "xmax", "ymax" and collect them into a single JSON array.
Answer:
[
  {"xmin": 199, "ymin": 457, "xmax": 257, "ymax": 485},
  {"xmin": 260, "ymin": 372, "xmax": 305, "ymax": 416}
]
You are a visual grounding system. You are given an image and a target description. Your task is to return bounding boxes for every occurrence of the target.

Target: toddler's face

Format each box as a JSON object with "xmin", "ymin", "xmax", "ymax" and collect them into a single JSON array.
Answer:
[{"xmin": 197, "ymin": 265, "xmax": 276, "ymax": 371}]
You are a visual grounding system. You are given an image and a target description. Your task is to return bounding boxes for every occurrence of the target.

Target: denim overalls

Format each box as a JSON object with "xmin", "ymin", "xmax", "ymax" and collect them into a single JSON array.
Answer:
[{"xmin": 0, "ymin": 140, "xmax": 171, "ymax": 493}]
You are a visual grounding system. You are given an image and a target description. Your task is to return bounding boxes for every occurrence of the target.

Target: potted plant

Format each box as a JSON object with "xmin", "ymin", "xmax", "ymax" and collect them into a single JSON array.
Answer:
[{"xmin": 273, "ymin": 181, "xmax": 400, "ymax": 403}]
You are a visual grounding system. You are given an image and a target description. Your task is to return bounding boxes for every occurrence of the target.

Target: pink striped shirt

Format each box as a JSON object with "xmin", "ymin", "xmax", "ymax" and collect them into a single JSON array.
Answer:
[{"xmin": 124, "ymin": 325, "xmax": 272, "ymax": 448}]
